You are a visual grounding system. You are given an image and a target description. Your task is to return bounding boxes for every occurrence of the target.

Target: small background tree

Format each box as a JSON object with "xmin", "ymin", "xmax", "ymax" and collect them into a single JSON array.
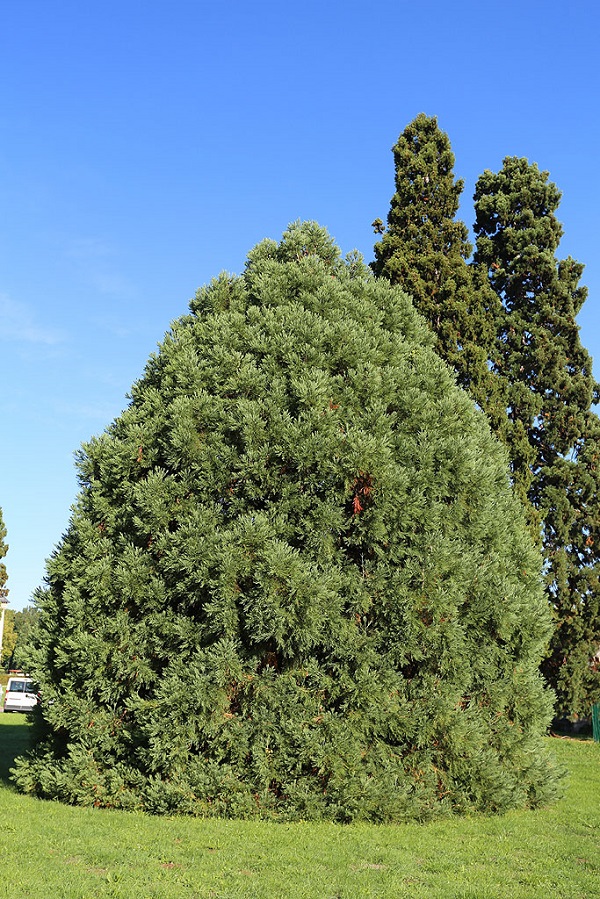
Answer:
[{"xmin": 15, "ymin": 223, "xmax": 559, "ymax": 820}]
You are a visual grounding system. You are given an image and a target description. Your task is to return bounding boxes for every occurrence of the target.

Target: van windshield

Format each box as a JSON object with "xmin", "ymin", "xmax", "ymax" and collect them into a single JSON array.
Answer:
[{"xmin": 7, "ymin": 680, "xmax": 33, "ymax": 693}]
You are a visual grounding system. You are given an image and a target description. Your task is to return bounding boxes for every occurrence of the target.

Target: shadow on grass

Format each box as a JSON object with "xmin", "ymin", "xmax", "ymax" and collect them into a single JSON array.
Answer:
[{"xmin": 0, "ymin": 714, "xmax": 33, "ymax": 785}]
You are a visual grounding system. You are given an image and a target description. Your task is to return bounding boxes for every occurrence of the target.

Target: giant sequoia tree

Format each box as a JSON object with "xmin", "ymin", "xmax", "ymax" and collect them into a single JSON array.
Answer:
[
  {"xmin": 16, "ymin": 223, "xmax": 558, "ymax": 820},
  {"xmin": 474, "ymin": 158, "xmax": 600, "ymax": 714}
]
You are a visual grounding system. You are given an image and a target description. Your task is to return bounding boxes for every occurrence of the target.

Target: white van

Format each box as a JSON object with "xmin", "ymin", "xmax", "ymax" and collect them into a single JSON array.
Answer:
[{"xmin": 3, "ymin": 676, "xmax": 39, "ymax": 713}]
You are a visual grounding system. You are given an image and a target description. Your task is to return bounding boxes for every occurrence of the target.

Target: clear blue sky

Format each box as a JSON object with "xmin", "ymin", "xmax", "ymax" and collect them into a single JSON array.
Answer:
[{"xmin": 1, "ymin": 1, "xmax": 599, "ymax": 609}]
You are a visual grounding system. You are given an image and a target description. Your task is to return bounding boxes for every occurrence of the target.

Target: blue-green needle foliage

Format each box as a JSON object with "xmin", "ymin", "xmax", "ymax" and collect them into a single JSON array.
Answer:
[{"xmin": 14, "ymin": 223, "xmax": 560, "ymax": 821}]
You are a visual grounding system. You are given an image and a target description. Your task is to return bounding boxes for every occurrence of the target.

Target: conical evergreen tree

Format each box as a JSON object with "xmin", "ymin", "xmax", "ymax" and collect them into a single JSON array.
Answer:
[
  {"xmin": 474, "ymin": 158, "xmax": 600, "ymax": 714},
  {"xmin": 16, "ymin": 223, "xmax": 559, "ymax": 820},
  {"xmin": 372, "ymin": 114, "xmax": 501, "ymax": 416}
]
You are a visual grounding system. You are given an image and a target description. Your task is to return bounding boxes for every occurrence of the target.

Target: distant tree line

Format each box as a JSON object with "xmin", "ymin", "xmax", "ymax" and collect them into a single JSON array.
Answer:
[
  {"xmin": 0, "ymin": 508, "xmax": 40, "ymax": 671},
  {"xmin": 2, "ymin": 606, "xmax": 40, "ymax": 671}
]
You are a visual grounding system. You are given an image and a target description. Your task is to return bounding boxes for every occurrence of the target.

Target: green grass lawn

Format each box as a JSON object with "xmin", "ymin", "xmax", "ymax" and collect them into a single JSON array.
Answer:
[{"xmin": 0, "ymin": 715, "xmax": 597, "ymax": 898}]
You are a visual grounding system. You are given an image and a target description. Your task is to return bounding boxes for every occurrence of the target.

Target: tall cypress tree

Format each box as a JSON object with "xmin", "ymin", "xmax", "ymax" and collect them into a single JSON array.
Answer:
[
  {"xmin": 473, "ymin": 158, "xmax": 600, "ymax": 715},
  {"xmin": 14, "ymin": 223, "xmax": 559, "ymax": 819},
  {"xmin": 372, "ymin": 114, "xmax": 501, "ymax": 417}
]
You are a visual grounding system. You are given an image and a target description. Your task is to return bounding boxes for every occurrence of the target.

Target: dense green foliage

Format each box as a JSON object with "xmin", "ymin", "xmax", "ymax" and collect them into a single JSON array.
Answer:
[
  {"xmin": 374, "ymin": 117, "xmax": 600, "ymax": 716},
  {"xmin": 474, "ymin": 158, "xmax": 600, "ymax": 715},
  {"xmin": 15, "ymin": 223, "xmax": 558, "ymax": 820}
]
